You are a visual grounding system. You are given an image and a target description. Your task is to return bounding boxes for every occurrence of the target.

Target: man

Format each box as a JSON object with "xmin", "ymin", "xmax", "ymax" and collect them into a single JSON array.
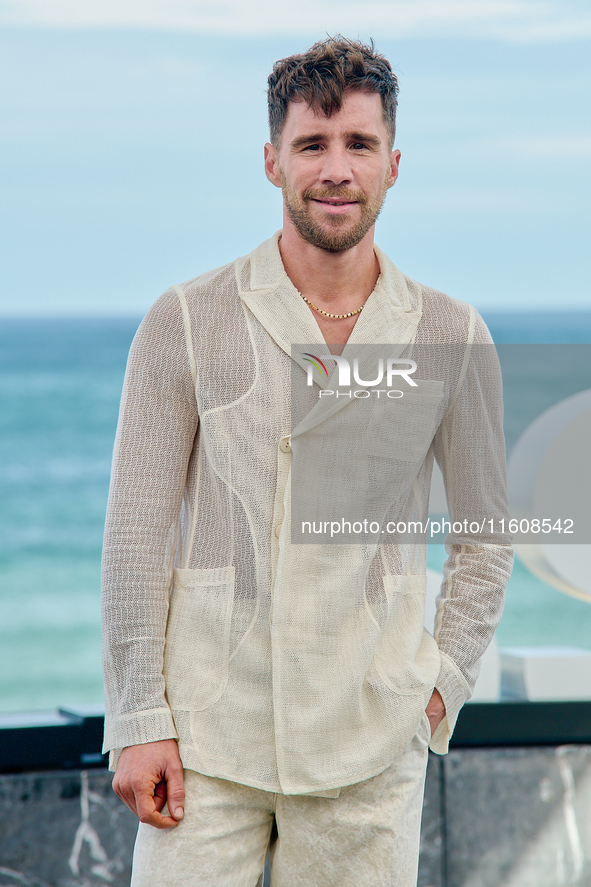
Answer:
[{"xmin": 102, "ymin": 36, "xmax": 513, "ymax": 887}]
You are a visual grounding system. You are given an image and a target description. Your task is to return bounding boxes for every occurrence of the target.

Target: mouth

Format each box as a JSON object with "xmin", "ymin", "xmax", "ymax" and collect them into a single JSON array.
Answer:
[
  {"xmin": 310, "ymin": 197, "xmax": 359, "ymax": 214},
  {"xmin": 314, "ymin": 198, "xmax": 357, "ymax": 206}
]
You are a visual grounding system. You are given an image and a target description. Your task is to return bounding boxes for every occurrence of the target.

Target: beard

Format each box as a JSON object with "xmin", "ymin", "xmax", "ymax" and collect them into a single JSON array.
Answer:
[{"xmin": 280, "ymin": 176, "xmax": 389, "ymax": 253}]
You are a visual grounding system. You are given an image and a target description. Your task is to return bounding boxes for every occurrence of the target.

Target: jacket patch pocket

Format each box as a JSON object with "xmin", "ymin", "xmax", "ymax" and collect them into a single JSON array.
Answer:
[
  {"xmin": 366, "ymin": 380, "xmax": 444, "ymax": 464},
  {"xmin": 372, "ymin": 574, "xmax": 440, "ymax": 696},
  {"xmin": 164, "ymin": 566, "xmax": 235, "ymax": 711}
]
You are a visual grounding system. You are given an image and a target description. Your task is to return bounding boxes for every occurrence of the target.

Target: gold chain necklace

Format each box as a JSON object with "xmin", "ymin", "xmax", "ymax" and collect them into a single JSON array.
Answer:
[{"xmin": 300, "ymin": 292, "xmax": 364, "ymax": 320}]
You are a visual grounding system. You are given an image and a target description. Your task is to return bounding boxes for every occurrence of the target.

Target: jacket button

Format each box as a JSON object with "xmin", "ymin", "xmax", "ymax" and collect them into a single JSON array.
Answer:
[
  {"xmin": 274, "ymin": 524, "xmax": 282, "ymax": 538},
  {"xmin": 279, "ymin": 437, "xmax": 291, "ymax": 454}
]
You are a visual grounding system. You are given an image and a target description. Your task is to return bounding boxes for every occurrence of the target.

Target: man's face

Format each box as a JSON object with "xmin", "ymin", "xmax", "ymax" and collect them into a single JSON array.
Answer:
[{"xmin": 264, "ymin": 89, "xmax": 400, "ymax": 253}]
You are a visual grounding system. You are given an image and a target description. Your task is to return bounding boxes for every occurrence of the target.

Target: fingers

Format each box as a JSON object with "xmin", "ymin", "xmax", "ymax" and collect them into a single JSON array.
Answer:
[
  {"xmin": 425, "ymin": 688, "xmax": 446, "ymax": 736},
  {"xmin": 163, "ymin": 756, "xmax": 185, "ymax": 821},
  {"xmin": 153, "ymin": 779, "xmax": 167, "ymax": 812},
  {"xmin": 112, "ymin": 739, "xmax": 185, "ymax": 829},
  {"xmin": 136, "ymin": 782, "xmax": 181, "ymax": 830}
]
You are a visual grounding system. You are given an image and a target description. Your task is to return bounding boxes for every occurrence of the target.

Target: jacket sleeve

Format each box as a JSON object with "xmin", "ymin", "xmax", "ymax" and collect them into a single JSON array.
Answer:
[
  {"xmin": 430, "ymin": 310, "xmax": 514, "ymax": 753},
  {"xmin": 101, "ymin": 288, "xmax": 199, "ymax": 767}
]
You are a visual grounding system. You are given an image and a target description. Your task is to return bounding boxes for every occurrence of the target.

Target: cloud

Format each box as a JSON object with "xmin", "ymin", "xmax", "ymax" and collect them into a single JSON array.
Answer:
[{"xmin": 2, "ymin": 0, "xmax": 591, "ymax": 42}]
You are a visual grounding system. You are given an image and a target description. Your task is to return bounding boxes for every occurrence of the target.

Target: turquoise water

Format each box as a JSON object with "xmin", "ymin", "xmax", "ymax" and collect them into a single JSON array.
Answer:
[
  {"xmin": 1, "ymin": 318, "xmax": 137, "ymax": 711},
  {"xmin": 2, "ymin": 313, "xmax": 591, "ymax": 712}
]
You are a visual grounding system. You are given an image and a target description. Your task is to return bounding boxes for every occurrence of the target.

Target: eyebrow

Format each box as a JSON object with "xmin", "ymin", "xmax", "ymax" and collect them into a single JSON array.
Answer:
[{"xmin": 290, "ymin": 131, "xmax": 382, "ymax": 150}]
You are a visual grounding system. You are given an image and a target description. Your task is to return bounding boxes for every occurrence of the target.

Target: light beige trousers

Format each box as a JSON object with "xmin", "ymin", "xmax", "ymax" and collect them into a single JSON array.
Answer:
[{"xmin": 131, "ymin": 716, "xmax": 430, "ymax": 887}]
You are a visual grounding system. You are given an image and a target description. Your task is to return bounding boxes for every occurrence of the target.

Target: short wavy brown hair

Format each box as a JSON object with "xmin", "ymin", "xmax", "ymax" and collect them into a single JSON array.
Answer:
[{"xmin": 267, "ymin": 36, "xmax": 399, "ymax": 148}]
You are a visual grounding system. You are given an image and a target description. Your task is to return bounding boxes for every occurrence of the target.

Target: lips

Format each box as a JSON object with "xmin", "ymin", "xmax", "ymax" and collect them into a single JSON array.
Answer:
[
  {"xmin": 303, "ymin": 187, "xmax": 366, "ymax": 207},
  {"xmin": 315, "ymin": 198, "xmax": 356, "ymax": 206}
]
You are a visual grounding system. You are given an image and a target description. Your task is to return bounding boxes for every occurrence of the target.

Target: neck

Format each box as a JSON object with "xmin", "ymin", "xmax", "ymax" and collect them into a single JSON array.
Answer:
[{"xmin": 278, "ymin": 218, "xmax": 380, "ymax": 306}]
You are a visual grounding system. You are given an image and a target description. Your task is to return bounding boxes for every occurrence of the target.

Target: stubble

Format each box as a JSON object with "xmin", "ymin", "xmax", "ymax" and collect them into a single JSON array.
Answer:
[{"xmin": 280, "ymin": 175, "xmax": 390, "ymax": 253}]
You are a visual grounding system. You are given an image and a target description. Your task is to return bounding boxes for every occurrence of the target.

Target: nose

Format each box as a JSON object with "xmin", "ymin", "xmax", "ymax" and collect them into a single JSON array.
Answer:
[{"xmin": 319, "ymin": 146, "xmax": 353, "ymax": 185}]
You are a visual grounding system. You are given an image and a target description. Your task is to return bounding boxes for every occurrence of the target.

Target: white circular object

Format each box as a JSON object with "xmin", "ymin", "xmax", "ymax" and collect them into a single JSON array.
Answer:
[{"xmin": 508, "ymin": 389, "xmax": 591, "ymax": 602}]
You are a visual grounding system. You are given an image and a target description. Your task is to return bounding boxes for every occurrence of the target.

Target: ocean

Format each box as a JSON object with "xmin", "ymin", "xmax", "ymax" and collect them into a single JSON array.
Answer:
[{"xmin": 2, "ymin": 312, "xmax": 591, "ymax": 713}]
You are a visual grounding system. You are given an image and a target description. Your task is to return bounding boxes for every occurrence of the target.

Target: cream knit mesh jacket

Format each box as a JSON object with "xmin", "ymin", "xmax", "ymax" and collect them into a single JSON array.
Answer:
[{"xmin": 102, "ymin": 233, "xmax": 513, "ymax": 794}]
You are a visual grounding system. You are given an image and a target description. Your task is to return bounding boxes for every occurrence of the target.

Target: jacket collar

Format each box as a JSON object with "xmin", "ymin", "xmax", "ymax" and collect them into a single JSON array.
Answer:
[
  {"xmin": 237, "ymin": 232, "xmax": 424, "ymax": 432},
  {"xmin": 238, "ymin": 231, "xmax": 422, "ymax": 353}
]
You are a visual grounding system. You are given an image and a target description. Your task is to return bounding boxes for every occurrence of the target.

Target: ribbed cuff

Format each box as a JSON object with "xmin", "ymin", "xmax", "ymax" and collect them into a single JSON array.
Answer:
[{"xmin": 102, "ymin": 706, "xmax": 179, "ymax": 770}]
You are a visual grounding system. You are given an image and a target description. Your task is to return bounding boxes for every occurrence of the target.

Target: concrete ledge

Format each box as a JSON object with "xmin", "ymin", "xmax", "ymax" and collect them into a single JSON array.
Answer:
[
  {"xmin": 439, "ymin": 745, "xmax": 591, "ymax": 887},
  {"xmin": 2, "ymin": 746, "xmax": 591, "ymax": 887},
  {"xmin": 0, "ymin": 769, "xmax": 137, "ymax": 887}
]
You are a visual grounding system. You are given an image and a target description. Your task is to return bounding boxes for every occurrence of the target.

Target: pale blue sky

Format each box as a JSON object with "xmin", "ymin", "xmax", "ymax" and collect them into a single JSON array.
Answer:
[{"xmin": 1, "ymin": 1, "xmax": 590, "ymax": 315}]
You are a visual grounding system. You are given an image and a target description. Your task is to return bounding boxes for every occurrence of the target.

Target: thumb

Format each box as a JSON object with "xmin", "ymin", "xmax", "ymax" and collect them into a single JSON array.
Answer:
[{"xmin": 165, "ymin": 761, "xmax": 185, "ymax": 821}]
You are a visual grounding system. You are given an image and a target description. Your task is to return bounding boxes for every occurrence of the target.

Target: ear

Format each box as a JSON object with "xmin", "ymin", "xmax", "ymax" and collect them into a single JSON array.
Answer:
[
  {"xmin": 386, "ymin": 149, "xmax": 401, "ymax": 189},
  {"xmin": 264, "ymin": 142, "xmax": 282, "ymax": 188}
]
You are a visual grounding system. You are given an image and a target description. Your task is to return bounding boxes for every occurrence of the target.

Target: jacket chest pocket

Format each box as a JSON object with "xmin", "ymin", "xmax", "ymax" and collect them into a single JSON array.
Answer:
[
  {"xmin": 365, "ymin": 380, "xmax": 444, "ymax": 463},
  {"xmin": 164, "ymin": 566, "xmax": 235, "ymax": 711}
]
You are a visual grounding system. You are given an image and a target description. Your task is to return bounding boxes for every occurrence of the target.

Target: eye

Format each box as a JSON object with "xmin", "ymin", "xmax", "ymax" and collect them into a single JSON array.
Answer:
[
  {"xmin": 351, "ymin": 142, "xmax": 369, "ymax": 151},
  {"xmin": 302, "ymin": 143, "xmax": 321, "ymax": 152}
]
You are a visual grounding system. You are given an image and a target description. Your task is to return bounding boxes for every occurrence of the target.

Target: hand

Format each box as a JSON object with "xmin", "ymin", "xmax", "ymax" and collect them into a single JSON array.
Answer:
[
  {"xmin": 425, "ymin": 688, "xmax": 446, "ymax": 737},
  {"xmin": 112, "ymin": 739, "xmax": 185, "ymax": 829}
]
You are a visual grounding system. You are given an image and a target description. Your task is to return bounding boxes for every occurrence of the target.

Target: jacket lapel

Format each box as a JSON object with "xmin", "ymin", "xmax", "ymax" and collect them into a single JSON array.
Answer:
[
  {"xmin": 237, "ymin": 232, "xmax": 325, "ymax": 367},
  {"xmin": 238, "ymin": 233, "xmax": 423, "ymax": 436}
]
